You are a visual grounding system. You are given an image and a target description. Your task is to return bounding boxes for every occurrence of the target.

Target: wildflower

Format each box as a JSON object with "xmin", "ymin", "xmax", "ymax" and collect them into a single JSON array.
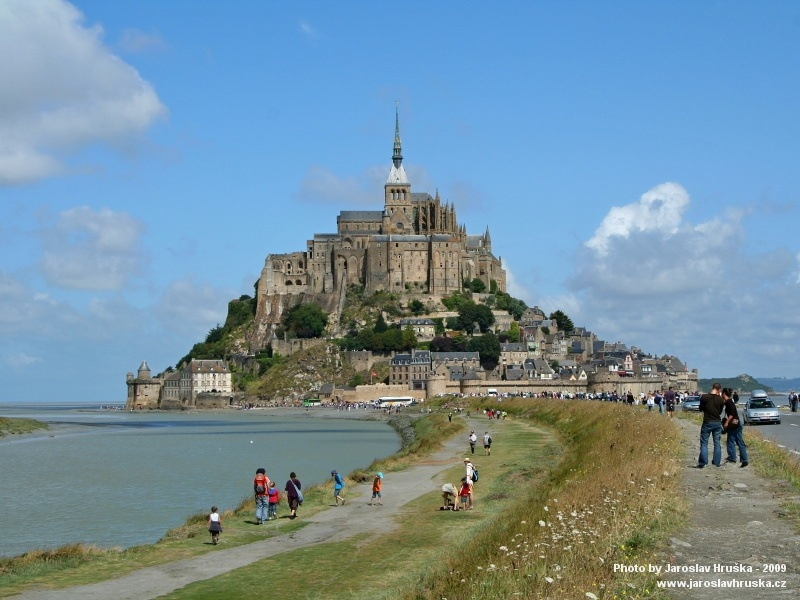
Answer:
[
  {"xmin": 499, "ymin": 546, "xmax": 508, "ymax": 552},
  {"xmin": 545, "ymin": 577, "xmax": 554, "ymax": 583},
  {"xmin": 539, "ymin": 520, "xmax": 546, "ymax": 527},
  {"xmin": 544, "ymin": 506, "xmax": 549, "ymax": 511}
]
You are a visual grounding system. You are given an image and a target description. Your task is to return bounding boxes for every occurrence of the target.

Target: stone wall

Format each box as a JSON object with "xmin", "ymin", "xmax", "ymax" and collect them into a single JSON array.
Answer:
[{"xmin": 271, "ymin": 337, "xmax": 327, "ymax": 357}]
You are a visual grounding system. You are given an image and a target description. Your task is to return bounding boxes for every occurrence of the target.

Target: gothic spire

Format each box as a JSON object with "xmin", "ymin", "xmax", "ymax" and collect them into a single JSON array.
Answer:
[
  {"xmin": 392, "ymin": 103, "xmax": 403, "ymax": 168},
  {"xmin": 386, "ymin": 103, "xmax": 409, "ymax": 185}
]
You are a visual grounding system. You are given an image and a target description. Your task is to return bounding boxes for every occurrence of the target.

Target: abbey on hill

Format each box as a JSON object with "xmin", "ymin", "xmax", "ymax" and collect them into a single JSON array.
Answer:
[{"xmin": 251, "ymin": 109, "xmax": 505, "ymax": 348}]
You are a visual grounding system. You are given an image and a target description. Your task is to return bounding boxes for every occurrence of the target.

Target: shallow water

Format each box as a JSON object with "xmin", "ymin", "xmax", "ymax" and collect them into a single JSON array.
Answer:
[{"xmin": 0, "ymin": 404, "xmax": 399, "ymax": 558}]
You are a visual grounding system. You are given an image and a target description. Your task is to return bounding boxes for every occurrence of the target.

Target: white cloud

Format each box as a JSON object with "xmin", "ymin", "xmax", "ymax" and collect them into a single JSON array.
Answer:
[
  {"xmin": 295, "ymin": 164, "xmax": 437, "ymax": 206},
  {"xmin": 0, "ymin": 0, "xmax": 167, "ymax": 184},
  {"xmin": 37, "ymin": 206, "xmax": 146, "ymax": 291},
  {"xmin": 154, "ymin": 276, "xmax": 235, "ymax": 339},
  {"xmin": 118, "ymin": 29, "xmax": 167, "ymax": 54},
  {"xmin": 5, "ymin": 352, "xmax": 42, "ymax": 369},
  {"xmin": 568, "ymin": 182, "xmax": 800, "ymax": 376},
  {"xmin": 299, "ymin": 21, "xmax": 317, "ymax": 38},
  {"xmin": 585, "ymin": 182, "xmax": 689, "ymax": 256}
]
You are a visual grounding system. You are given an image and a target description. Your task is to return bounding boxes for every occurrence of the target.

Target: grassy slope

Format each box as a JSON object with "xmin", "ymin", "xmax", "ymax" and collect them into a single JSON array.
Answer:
[{"xmin": 161, "ymin": 399, "xmax": 686, "ymax": 600}]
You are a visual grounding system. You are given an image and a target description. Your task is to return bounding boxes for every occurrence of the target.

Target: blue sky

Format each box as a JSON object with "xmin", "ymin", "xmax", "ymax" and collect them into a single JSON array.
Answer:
[{"xmin": 2, "ymin": 0, "xmax": 799, "ymax": 403}]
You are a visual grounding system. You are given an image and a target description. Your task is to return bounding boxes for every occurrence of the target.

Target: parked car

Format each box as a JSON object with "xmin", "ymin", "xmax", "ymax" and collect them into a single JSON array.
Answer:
[
  {"xmin": 744, "ymin": 397, "xmax": 781, "ymax": 425},
  {"xmin": 681, "ymin": 395, "xmax": 701, "ymax": 411}
]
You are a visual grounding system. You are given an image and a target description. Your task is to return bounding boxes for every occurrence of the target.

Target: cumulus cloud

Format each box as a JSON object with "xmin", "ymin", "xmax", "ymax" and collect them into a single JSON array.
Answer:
[
  {"xmin": 585, "ymin": 182, "xmax": 689, "ymax": 256},
  {"xmin": 38, "ymin": 206, "xmax": 146, "ymax": 290},
  {"xmin": 0, "ymin": 0, "xmax": 167, "ymax": 184},
  {"xmin": 568, "ymin": 182, "xmax": 800, "ymax": 375}
]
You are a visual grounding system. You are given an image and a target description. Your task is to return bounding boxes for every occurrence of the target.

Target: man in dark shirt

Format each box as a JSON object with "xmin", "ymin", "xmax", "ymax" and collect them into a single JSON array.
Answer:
[{"xmin": 696, "ymin": 382, "xmax": 725, "ymax": 468}]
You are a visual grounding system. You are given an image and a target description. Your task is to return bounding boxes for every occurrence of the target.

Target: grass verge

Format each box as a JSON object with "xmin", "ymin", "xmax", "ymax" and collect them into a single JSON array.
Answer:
[
  {"xmin": 0, "ymin": 417, "xmax": 48, "ymax": 437},
  {"xmin": 155, "ymin": 399, "xmax": 686, "ymax": 600}
]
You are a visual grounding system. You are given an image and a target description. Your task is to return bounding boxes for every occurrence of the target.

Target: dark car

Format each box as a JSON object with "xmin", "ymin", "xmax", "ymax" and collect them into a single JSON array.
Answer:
[{"xmin": 681, "ymin": 395, "xmax": 701, "ymax": 412}]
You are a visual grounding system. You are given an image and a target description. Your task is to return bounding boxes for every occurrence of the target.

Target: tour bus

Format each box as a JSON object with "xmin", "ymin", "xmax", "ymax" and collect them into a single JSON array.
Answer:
[{"xmin": 377, "ymin": 396, "xmax": 415, "ymax": 408}]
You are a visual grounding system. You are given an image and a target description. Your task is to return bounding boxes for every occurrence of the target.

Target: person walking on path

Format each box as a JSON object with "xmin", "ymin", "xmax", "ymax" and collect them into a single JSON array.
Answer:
[
  {"xmin": 468, "ymin": 430, "xmax": 477, "ymax": 454},
  {"xmin": 207, "ymin": 506, "xmax": 222, "ymax": 545},
  {"xmin": 483, "ymin": 431, "xmax": 492, "ymax": 455},
  {"xmin": 664, "ymin": 387, "xmax": 676, "ymax": 418},
  {"xmin": 463, "ymin": 458, "xmax": 476, "ymax": 508},
  {"xmin": 646, "ymin": 394, "xmax": 654, "ymax": 412},
  {"xmin": 369, "ymin": 472, "xmax": 383, "ymax": 505},
  {"xmin": 695, "ymin": 382, "xmax": 725, "ymax": 468},
  {"xmin": 284, "ymin": 472, "xmax": 302, "ymax": 519},
  {"xmin": 331, "ymin": 469, "xmax": 346, "ymax": 506},
  {"xmin": 253, "ymin": 468, "xmax": 270, "ymax": 524},
  {"xmin": 267, "ymin": 481, "xmax": 279, "ymax": 520},
  {"xmin": 722, "ymin": 387, "xmax": 748, "ymax": 468}
]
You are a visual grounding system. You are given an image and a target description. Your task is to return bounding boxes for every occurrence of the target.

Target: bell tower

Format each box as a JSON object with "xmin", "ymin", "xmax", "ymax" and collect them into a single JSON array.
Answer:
[{"xmin": 383, "ymin": 104, "xmax": 413, "ymax": 234}]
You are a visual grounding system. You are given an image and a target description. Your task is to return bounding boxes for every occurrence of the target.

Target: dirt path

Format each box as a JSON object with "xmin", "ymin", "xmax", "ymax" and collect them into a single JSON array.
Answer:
[
  {"xmin": 12, "ymin": 420, "xmax": 485, "ymax": 600},
  {"xmin": 659, "ymin": 420, "xmax": 800, "ymax": 598}
]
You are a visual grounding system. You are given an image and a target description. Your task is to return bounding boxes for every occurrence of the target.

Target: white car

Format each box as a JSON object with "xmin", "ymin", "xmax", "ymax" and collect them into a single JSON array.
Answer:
[{"xmin": 744, "ymin": 397, "xmax": 781, "ymax": 425}]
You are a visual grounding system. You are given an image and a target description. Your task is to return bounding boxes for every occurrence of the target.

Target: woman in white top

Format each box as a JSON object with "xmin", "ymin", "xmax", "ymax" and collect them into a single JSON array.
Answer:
[{"xmin": 208, "ymin": 506, "xmax": 222, "ymax": 545}]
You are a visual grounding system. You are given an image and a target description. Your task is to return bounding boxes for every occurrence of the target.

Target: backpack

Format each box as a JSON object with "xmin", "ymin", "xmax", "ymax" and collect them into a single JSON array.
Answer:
[
  {"xmin": 471, "ymin": 468, "xmax": 479, "ymax": 482},
  {"xmin": 255, "ymin": 483, "xmax": 266, "ymax": 494}
]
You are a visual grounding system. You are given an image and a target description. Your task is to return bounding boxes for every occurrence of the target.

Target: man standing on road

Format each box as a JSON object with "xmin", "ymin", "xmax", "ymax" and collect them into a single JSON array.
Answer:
[{"xmin": 695, "ymin": 383, "xmax": 725, "ymax": 468}]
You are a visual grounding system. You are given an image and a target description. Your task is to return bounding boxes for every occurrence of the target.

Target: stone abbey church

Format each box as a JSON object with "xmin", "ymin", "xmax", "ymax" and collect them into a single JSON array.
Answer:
[{"xmin": 253, "ymin": 111, "xmax": 506, "ymax": 346}]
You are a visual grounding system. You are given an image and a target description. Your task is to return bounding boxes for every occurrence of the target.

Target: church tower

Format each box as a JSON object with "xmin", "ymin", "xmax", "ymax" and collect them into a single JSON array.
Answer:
[{"xmin": 383, "ymin": 106, "xmax": 413, "ymax": 234}]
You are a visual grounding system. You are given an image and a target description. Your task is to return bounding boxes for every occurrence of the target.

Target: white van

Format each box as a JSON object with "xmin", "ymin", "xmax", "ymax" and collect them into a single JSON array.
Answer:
[{"xmin": 487, "ymin": 388, "xmax": 498, "ymax": 397}]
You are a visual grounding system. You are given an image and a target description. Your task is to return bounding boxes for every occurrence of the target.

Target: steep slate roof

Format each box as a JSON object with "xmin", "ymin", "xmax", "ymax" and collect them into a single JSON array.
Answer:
[
  {"xmin": 338, "ymin": 211, "xmax": 384, "ymax": 222},
  {"xmin": 431, "ymin": 352, "xmax": 480, "ymax": 362}
]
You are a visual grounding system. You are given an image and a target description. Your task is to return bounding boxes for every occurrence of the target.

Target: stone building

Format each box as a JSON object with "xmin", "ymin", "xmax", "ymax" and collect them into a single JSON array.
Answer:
[
  {"xmin": 126, "ymin": 359, "xmax": 233, "ymax": 410},
  {"xmin": 252, "ymin": 109, "xmax": 506, "ymax": 348},
  {"xmin": 126, "ymin": 361, "xmax": 161, "ymax": 410}
]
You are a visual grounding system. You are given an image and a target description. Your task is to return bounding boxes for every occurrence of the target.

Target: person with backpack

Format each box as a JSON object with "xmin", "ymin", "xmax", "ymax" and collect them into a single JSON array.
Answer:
[
  {"xmin": 284, "ymin": 471, "xmax": 303, "ymax": 519},
  {"xmin": 483, "ymin": 431, "xmax": 492, "ymax": 455},
  {"xmin": 331, "ymin": 469, "xmax": 345, "ymax": 506},
  {"xmin": 253, "ymin": 467, "xmax": 271, "ymax": 524}
]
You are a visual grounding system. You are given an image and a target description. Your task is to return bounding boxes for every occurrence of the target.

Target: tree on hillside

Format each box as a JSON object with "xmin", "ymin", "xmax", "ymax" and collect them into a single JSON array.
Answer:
[
  {"xmin": 495, "ymin": 292, "xmax": 527, "ymax": 320},
  {"xmin": 468, "ymin": 332, "xmax": 501, "ymax": 371},
  {"xmin": 374, "ymin": 313, "xmax": 388, "ymax": 333},
  {"xmin": 549, "ymin": 310, "xmax": 575, "ymax": 334},
  {"xmin": 409, "ymin": 299, "xmax": 426, "ymax": 315},
  {"xmin": 282, "ymin": 303, "xmax": 328, "ymax": 339},
  {"xmin": 429, "ymin": 336, "xmax": 455, "ymax": 353},
  {"xmin": 457, "ymin": 302, "xmax": 495, "ymax": 333}
]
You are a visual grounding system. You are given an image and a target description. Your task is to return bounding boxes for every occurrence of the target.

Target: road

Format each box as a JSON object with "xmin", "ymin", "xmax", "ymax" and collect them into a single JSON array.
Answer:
[{"xmin": 740, "ymin": 394, "xmax": 800, "ymax": 455}]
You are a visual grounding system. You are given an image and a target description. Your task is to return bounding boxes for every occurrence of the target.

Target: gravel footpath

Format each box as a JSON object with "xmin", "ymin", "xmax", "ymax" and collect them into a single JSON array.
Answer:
[
  {"xmin": 12, "ymin": 422, "xmax": 472, "ymax": 600},
  {"xmin": 658, "ymin": 419, "xmax": 800, "ymax": 598}
]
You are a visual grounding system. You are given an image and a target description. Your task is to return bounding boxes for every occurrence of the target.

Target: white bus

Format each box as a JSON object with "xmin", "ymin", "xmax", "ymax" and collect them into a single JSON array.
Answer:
[{"xmin": 377, "ymin": 396, "xmax": 415, "ymax": 408}]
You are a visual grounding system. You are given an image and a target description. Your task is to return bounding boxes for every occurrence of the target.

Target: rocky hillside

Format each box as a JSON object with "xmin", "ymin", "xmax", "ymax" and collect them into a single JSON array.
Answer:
[{"xmin": 696, "ymin": 373, "xmax": 773, "ymax": 393}]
